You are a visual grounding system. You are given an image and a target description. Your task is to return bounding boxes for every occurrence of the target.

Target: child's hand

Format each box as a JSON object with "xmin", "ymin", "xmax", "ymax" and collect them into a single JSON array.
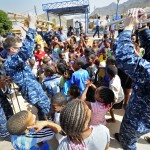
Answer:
[
  {"xmin": 27, "ymin": 121, "xmax": 49, "ymax": 132},
  {"xmin": 85, "ymin": 80, "xmax": 92, "ymax": 87}
]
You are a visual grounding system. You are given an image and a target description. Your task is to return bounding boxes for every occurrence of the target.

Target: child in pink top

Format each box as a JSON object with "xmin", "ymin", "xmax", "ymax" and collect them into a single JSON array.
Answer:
[{"xmin": 81, "ymin": 80, "xmax": 115, "ymax": 125}]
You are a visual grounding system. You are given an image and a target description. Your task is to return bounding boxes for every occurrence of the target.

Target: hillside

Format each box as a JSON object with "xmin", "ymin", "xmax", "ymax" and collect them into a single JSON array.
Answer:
[{"xmin": 90, "ymin": 0, "xmax": 150, "ymax": 17}]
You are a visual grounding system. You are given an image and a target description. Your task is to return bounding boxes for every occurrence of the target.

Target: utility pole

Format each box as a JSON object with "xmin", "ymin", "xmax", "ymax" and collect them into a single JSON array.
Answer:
[
  {"xmin": 94, "ymin": 5, "xmax": 96, "ymax": 15},
  {"xmin": 116, "ymin": 0, "xmax": 120, "ymax": 20},
  {"xmin": 34, "ymin": 5, "xmax": 38, "ymax": 16}
]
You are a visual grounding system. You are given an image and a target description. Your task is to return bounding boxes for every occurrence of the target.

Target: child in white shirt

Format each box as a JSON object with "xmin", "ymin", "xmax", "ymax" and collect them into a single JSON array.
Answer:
[{"xmin": 107, "ymin": 65, "xmax": 124, "ymax": 123}]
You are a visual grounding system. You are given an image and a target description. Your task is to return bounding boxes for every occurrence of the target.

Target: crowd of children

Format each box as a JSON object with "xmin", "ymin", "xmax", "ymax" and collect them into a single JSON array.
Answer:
[{"xmin": 0, "ymin": 10, "xmax": 149, "ymax": 150}]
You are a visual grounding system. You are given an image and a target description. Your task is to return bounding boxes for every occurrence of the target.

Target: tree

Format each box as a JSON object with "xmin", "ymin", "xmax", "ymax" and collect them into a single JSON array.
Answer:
[{"xmin": 0, "ymin": 10, "xmax": 12, "ymax": 36}]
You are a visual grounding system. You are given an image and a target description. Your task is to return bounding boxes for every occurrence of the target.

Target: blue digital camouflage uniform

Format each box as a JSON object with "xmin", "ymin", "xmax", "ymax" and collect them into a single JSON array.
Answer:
[
  {"xmin": 0, "ymin": 105, "xmax": 9, "ymax": 137},
  {"xmin": 114, "ymin": 29, "xmax": 150, "ymax": 150},
  {"xmin": 4, "ymin": 28, "xmax": 50, "ymax": 119},
  {"xmin": 0, "ymin": 89, "xmax": 13, "ymax": 137}
]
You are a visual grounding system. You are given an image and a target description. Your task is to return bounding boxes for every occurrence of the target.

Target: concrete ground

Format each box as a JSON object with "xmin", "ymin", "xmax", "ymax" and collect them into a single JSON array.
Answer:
[{"xmin": 0, "ymin": 93, "xmax": 150, "ymax": 150}]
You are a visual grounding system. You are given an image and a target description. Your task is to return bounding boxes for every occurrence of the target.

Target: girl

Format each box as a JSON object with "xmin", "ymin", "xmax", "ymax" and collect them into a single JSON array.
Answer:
[
  {"xmin": 50, "ymin": 35, "xmax": 64, "ymax": 62},
  {"xmin": 81, "ymin": 80, "xmax": 115, "ymax": 125},
  {"xmin": 92, "ymin": 40, "xmax": 99, "ymax": 49},
  {"xmin": 34, "ymin": 44, "xmax": 46, "ymax": 67},
  {"xmin": 58, "ymin": 99, "xmax": 110, "ymax": 150}
]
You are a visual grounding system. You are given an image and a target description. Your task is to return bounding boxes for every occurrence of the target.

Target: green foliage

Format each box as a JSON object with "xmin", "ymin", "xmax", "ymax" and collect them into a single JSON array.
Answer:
[{"xmin": 0, "ymin": 10, "xmax": 12, "ymax": 36}]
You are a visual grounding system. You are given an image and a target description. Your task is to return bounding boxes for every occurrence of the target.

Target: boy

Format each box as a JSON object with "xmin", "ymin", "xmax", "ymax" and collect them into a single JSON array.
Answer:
[
  {"xmin": 106, "ymin": 65, "xmax": 124, "ymax": 122},
  {"xmin": 86, "ymin": 54, "xmax": 98, "ymax": 81},
  {"xmin": 7, "ymin": 110, "xmax": 61, "ymax": 150},
  {"xmin": 71, "ymin": 58, "xmax": 89, "ymax": 94},
  {"xmin": 50, "ymin": 93, "xmax": 67, "ymax": 143},
  {"xmin": 61, "ymin": 69, "xmax": 74, "ymax": 99},
  {"xmin": 85, "ymin": 54, "xmax": 98, "ymax": 102},
  {"xmin": 42, "ymin": 66, "xmax": 61, "ymax": 98}
]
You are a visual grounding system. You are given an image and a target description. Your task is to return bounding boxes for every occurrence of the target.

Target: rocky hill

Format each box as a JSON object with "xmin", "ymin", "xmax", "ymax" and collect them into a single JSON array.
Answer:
[{"xmin": 90, "ymin": 0, "xmax": 150, "ymax": 17}]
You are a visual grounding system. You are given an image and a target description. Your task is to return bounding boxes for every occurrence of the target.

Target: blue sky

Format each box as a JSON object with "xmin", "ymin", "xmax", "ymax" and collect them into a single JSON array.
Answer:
[{"xmin": 0, "ymin": 0, "xmax": 128, "ymax": 15}]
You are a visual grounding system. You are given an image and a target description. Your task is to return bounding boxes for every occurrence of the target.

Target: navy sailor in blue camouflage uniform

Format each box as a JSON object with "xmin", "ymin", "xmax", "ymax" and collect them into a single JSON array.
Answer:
[
  {"xmin": 114, "ymin": 8, "xmax": 150, "ymax": 150},
  {"xmin": 3, "ymin": 14, "xmax": 50, "ymax": 119}
]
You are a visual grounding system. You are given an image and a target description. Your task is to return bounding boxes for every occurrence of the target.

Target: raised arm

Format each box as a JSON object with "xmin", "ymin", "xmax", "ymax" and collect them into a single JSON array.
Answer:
[
  {"xmin": 28, "ymin": 120, "xmax": 62, "ymax": 133},
  {"xmin": 16, "ymin": 14, "xmax": 36, "ymax": 62},
  {"xmin": 114, "ymin": 9, "xmax": 150, "ymax": 80},
  {"xmin": 81, "ymin": 80, "xmax": 96, "ymax": 109},
  {"xmin": 80, "ymin": 80, "xmax": 91, "ymax": 101}
]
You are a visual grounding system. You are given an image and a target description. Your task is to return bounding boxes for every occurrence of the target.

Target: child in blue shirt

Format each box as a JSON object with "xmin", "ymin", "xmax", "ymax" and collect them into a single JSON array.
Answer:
[
  {"xmin": 7, "ymin": 110, "xmax": 61, "ymax": 150},
  {"xmin": 61, "ymin": 69, "xmax": 74, "ymax": 99},
  {"xmin": 70, "ymin": 58, "xmax": 90, "ymax": 94},
  {"xmin": 42, "ymin": 66, "xmax": 61, "ymax": 98}
]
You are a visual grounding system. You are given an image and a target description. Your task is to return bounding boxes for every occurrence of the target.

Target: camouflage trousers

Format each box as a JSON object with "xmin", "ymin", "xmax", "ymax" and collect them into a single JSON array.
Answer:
[
  {"xmin": 0, "ymin": 90, "xmax": 13, "ymax": 137},
  {"xmin": 119, "ymin": 96, "xmax": 150, "ymax": 150},
  {"xmin": 0, "ymin": 105, "xmax": 9, "ymax": 137}
]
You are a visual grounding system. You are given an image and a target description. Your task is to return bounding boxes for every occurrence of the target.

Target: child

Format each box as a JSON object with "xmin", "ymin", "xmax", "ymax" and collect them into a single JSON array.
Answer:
[
  {"xmin": 57, "ymin": 63, "xmax": 67, "ymax": 89},
  {"xmin": 68, "ymin": 53, "xmax": 76, "ymax": 64},
  {"xmin": 81, "ymin": 80, "xmax": 115, "ymax": 125},
  {"xmin": 71, "ymin": 57, "xmax": 90, "ymax": 94},
  {"xmin": 106, "ymin": 65, "xmax": 124, "ymax": 123},
  {"xmin": 83, "ymin": 35, "xmax": 90, "ymax": 48},
  {"xmin": 42, "ymin": 65, "xmax": 61, "ymax": 98},
  {"xmin": 7, "ymin": 110, "xmax": 61, "ymax": 150},
  {"xmin": 57, "ymin": 52, "xmax": 67, "ymax": 65},
  {"xmin": 99, "ymin": 48, "xmax": 108, "ymax": 66},
  {"xmin": 85, "ymin": 54, "xmax": 98, "ymax": 102},
  {"xmin": 67, "ymin": 85, "xmax": 81, "ymax": 101},
  {"xmin": 37, "ymin": 63, "xmax": 47, "ymax": 83},
  {"xmin": 68, "ymin": 53, "xmax": 76, "ymax": 71},
  {"xmin": 29, "ymin": 58, "xmax": 37, "ymax": 77},
  {"xmin": 61, "ymin": 69, "xmax": 74, "ymax": 99},
  {"xmin": 92, "ymin": 40, "xmax": 99, "ymax": 49},
  {"xmin": 34, "ymin": 44, "xmax": 46, "ymax": 67},
  {"xmin": 50, "ymin": 93, "xmax": 67, "ymax": 143},
  {"xmin": 44, "ymin": 47, "xmax": 51, "ymax": 57},
  {"xmin": 86, "ymin": 54, "xmax": 98, "ymax": 81},
  {"xmin": 63, "ymin": 45, "xmax": 69, "ymax": 63},
  {"xmin": 50, "ymin": 35, "xmax": 64, "ymax": 62},
  {"xmin": 42, "ymin": 57, "xmax": 52, "ymax": 66},
  {"xmin": 94, "ymin": 48, "xmax": 109, "ymax": 87},
  {"xmin": 58, "ymin": 99, "xmax": 110, "ymax": 150},
  {"xmin": 106, "ymin": 56, "xmax": 133, "ymax": 109},
  {"xmin": 69, "ymin": 44, "xmax": 76, "ymax": 53}
]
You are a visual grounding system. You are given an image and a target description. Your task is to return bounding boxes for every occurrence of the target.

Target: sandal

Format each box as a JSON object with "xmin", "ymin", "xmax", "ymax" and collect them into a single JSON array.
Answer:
[{"xmin": 144, "ymin": 136, "xmax": 150, "ymax": 144}]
